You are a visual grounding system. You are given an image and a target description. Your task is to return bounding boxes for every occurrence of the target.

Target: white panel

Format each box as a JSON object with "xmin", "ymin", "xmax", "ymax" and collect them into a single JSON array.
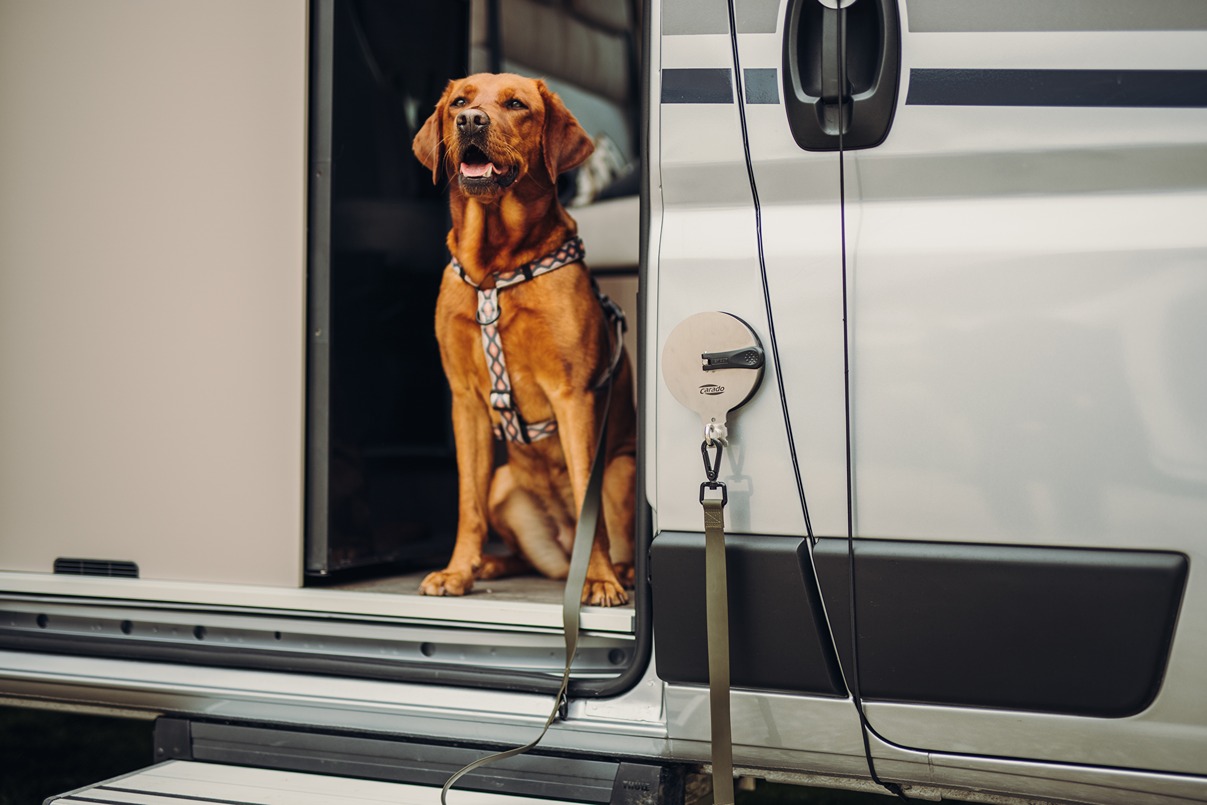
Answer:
[
  {"xmin": 52, "ymin": 760, "xmax": 572, "ymax": 805},
  {"xmin": 845, "ymin": 22, "xmax": 1207, "ymax": 777},
  {"xmin": 0, "ymin": 1, "xmax": 308, "ymax": 586},
  {"xmin": 651, "ymin": 45, "xmax": 816, "ymax": 537}
]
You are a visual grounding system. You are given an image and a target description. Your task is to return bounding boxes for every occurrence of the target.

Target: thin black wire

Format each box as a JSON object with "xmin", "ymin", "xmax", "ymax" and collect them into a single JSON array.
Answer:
[
  {"xmin": 725, "ymin": 1, "xmax": 906, "ymax": 797},
  {"xmin": 835, "ymin": 3, "xmax": 909, "ymax": 800},
  {"xmin": 723, "ymin": 0, "xmax": 815, "ymax": 542}
]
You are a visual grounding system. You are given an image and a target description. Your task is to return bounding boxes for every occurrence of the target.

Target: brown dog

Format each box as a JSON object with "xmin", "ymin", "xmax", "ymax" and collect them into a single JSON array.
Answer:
[{"xmin": 411, "ymin": 73, "xmax": 637, "ymax": 606}]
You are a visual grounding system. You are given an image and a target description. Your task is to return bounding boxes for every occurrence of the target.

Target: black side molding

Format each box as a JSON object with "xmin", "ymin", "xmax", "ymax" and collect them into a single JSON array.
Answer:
[
  {"xmin": 813, "ymin": 539, "xmax": 1188, "ymax": 717},
  {"xmin": 650, "ymin": 532, "xmax": 846, "ymax": 696}
]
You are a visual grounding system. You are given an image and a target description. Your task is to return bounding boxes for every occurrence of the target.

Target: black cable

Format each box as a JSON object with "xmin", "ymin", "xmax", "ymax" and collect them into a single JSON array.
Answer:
[
  {"xmin": 724, "ymin": 1, "xmax": 907, "ymax": 797},
  {"xmin": 723, "ymin": 0, "xmax": 815, "ymax": 543},
  {"xmin": 834, "ymin": 3, "xmax": 909, "ymax": 800}
]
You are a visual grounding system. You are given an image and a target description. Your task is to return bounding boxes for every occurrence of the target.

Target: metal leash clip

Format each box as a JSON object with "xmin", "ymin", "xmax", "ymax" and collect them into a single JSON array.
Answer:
[{"xmin": 700, "ymin": 438, "xmax": 728, "ymax": 506}]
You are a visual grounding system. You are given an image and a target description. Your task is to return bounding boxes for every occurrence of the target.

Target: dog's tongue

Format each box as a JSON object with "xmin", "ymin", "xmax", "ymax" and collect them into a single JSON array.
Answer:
[{"xmin": 460, "ymin": 162, "xmax": 503, "ymax": 178}]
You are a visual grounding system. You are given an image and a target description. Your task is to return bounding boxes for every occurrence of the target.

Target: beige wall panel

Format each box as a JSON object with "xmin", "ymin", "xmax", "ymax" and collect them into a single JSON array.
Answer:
[{"xmin": 0, "ymin": 0, "xmax": 309, "ymax": 587}]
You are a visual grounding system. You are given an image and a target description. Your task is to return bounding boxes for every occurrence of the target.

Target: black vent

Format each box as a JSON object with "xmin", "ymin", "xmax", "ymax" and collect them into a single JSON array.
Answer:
[{"xmin": 54, "ymin": 558, "xmax": 140, "ymax": 578}]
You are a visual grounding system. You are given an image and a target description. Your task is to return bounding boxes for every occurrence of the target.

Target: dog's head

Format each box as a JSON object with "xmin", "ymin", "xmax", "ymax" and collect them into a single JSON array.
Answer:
[{"xmin": 412, "ymin": 73, "xmax": 594, "ymax": 198}]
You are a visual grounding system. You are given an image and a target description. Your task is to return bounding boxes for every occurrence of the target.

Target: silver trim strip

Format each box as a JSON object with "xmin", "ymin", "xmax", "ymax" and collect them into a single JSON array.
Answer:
[{"xmin": 661, "ymin": 0, "xmax": 779, "ymax": 35}]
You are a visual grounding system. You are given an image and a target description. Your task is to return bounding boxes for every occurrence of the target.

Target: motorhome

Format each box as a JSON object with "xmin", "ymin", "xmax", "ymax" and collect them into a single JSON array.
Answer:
[{"xmin": 2, "ymin": 1, "xmax": 1207, "ymax": 803}]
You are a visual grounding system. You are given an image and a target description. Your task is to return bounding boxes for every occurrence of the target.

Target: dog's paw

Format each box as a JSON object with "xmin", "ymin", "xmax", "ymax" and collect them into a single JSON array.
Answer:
[
  {"xmin": 582, "ymin": 579, "xmax": 629, "ymax": 607},
  {"xmin": 477, "ymin": 554, "xmax": 529, "ymax": 580},
  {"xmin": 419, "ymin": 569, "xmax": 474, "ymax": 596},
  {"xmin": 612, "ymin": 562, "xmax": 636, "ymax": 589}
]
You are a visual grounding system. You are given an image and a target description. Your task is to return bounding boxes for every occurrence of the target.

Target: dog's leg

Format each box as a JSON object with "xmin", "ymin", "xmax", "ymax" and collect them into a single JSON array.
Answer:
[
  {"xmin": 603, "ymin": 357, "xmax": 638, "ymax": 589},
  {"xmin": 419, "ymin": 394, "xmax": 494, "ymax": 596},
  {"xmin": 551, "ymin": 392, "xmax": 628, "ymax": 606},
  {"xmin": 603, "ymin": 452, "xmax": 637, "ymax": 588},
  {"xmin": 486, "ymin": 464, "xmax": 567, "ymax": 579}
]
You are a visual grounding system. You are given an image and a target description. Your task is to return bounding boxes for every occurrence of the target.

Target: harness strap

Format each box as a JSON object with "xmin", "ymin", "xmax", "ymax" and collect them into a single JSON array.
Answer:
[
  {"xmin": 476, "ymin": 286, "xmax": 555, "ymax": 444},
  {"xmin": 453, "ymin": 236, "xmax": 586, "ymax": 291},
  {"xmin": 452, "ymin": 237, "xmax": 624, "ymax": 444}
]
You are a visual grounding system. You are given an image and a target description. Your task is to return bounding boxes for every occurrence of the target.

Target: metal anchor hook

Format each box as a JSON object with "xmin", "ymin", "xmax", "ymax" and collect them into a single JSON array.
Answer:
[{"xmin": 704, "ymin": 420, "xmax": 729, "ymax": 447}]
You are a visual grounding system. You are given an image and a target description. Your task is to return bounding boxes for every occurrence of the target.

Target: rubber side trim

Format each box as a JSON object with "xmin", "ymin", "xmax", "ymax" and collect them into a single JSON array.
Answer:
[
  {"xmin": 650, "ymin": 532, "xmax": 846, "ymax": 695},
  {"xmin": 813, "ymin": 539, "xmax": 1188, "ymax": 717}
]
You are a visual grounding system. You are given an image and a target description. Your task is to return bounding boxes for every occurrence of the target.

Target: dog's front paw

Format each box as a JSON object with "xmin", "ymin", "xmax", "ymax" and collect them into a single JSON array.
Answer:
[
  {"xmin": 419, "ymin": 569, "xmax": 474, "ymax": 596},
  {"xmin": 582, "ymin": 579, "xmax": 629, "ymax": 607},
  {"xmin": 612, "ymin": 562, "xmax": 636, "ymax": 588}
]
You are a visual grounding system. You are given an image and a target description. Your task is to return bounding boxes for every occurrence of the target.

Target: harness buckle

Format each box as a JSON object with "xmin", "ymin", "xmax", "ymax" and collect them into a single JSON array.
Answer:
[{"xmin": 490, "ymin": 391, "xmax": 513, "ymax": 411}]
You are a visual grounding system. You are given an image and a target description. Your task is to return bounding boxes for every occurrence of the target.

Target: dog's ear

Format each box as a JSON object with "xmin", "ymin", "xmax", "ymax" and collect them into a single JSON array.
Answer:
[
  {"xmin": 413, "ymin": 82, "xmax": 453, "ymax": 184},
  {"xmin": 538, "ymin": 80, "xmax": 594, "ymax": 181}
]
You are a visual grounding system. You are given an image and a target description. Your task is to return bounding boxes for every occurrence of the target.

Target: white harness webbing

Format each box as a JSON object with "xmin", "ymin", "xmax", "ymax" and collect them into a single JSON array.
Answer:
[{"xmin": 450, "ymin": 236, "xmax": 625, "ymax": 443}]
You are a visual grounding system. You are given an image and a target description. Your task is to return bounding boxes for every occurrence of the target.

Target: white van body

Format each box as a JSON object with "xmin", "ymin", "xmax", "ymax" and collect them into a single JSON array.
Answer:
[{"xmin": 3, "ymin": 1, "xmax": 1207, "ymax": 803}]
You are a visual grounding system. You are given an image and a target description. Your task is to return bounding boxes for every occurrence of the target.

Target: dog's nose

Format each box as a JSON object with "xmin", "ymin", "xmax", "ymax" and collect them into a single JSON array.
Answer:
[{"xmin": 456, "ymin": 108, "xmax": 490, "ymax": 135}]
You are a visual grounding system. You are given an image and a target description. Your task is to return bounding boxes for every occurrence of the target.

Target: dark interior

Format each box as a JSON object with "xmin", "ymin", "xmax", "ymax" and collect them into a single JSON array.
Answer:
[
  {"xmin": 305, "ymin": 0, "xmax": 643, "ymax": 581},
  {"xmin": 306, "ymin": 0, "xmax": 468, "ymax": 576}
]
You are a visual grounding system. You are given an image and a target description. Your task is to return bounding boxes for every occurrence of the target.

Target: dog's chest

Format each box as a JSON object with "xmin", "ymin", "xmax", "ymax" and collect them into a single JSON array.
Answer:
[{"xmin": 439, "ymin": 286, "xmax": 562, "ymax": 427}]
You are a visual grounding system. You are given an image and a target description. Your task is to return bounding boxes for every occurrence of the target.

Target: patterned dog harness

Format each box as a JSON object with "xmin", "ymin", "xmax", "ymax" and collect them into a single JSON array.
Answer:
[{"xmin": 450, "ymin": 236, "xmax": 626, "ymax": 444}]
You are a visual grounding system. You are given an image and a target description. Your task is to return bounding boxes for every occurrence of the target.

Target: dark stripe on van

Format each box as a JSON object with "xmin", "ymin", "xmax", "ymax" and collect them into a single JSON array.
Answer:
[
  {"xmin": 662, "ymin": 68, "xmax": 733, "ymax": 103},
  {"xmin": 743, "ymin": 68, "xmax": 779, "ymax": 103},
  {"xmin": 907, "ymin": 68, "xmax": 1207, "ymax": 108},
  {"xmin": 661, "ymin": 68, "xmax": 780, "ymax": 104}
]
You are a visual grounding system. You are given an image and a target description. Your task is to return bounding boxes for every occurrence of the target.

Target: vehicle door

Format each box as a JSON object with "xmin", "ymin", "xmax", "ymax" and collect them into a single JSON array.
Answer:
[{"xmin": 740, "ymin": 0, "xmax": 1207, "ymax": 779}]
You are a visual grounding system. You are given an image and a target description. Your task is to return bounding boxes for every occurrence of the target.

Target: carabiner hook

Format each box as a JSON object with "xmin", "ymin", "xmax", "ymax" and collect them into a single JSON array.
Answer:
[{"xmin": 701, "ymin": 439, "xmax": 724, "ymax": 483}]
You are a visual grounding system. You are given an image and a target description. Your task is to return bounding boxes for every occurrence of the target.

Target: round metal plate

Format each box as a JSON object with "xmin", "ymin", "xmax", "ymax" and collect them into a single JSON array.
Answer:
[{"xmin": 661, "ymin": 312, "xmax": 765, "ymax": 432}]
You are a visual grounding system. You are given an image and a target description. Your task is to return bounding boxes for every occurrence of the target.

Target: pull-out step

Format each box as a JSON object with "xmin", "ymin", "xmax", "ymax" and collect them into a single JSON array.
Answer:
[{"xmin": 49, "ymin": 760, "xmax": 593, "ymax": 805}]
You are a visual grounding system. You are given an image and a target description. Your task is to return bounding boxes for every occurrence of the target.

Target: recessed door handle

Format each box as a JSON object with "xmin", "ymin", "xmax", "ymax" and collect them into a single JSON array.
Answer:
[{"xmin": 783, "ymin": 0, "xmax": 901, "ymax": 151}]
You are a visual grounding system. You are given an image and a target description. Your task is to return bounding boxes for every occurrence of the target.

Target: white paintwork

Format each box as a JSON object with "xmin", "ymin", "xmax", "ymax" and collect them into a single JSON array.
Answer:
[
  {"xmin": 648, "ymin": 0, "xmax": 1207, "ymax": 791},
  {"xmin": 839, "ymin": 22, "xmax": 1207, "ymax": 772},
  {"xmin": 0, "ymin": 0, "xmax": 309, "ymax": 588}
]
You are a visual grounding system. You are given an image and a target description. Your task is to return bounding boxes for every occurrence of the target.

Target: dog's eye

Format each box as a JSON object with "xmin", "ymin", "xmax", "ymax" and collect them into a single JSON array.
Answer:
[
  {"xmin": 451, "ymin": 97, "xmax": 467, "ymax": 108},
  {"xmin": 505, "ymin": 99, "xmax": 527, "ymax": 110}
]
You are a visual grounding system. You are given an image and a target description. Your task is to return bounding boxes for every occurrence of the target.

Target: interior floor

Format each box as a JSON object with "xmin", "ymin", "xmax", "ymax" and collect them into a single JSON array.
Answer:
[{"xmin": 329, "ymin": 567, "xmax": 635, "ymax": 610}]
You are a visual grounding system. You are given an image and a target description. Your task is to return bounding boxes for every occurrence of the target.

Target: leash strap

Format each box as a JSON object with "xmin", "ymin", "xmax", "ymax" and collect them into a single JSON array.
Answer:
[
  {"xmin": 440, "ymin": 376, "xmax": 616, "ymax": 804},
  {"xmin": 701, "ymin": 442, "xmax": 735, "ymax": 805}
]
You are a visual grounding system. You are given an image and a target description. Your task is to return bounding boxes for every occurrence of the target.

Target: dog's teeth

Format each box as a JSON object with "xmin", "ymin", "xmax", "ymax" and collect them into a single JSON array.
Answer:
[{"xmin": 484, "ymin": 164, "xmax": 493, "ymax": 177}]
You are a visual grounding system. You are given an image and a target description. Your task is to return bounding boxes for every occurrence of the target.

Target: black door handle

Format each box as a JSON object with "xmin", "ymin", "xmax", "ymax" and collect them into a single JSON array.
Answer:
[{"xmin": 783, "ymin": 0, "xmax": 901, "ymax": 151}]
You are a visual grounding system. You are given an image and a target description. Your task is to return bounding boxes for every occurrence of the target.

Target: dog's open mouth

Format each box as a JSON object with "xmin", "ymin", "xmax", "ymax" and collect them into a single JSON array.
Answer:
[{"xmin": 458, "ymin": 145, "xmax": 518, "ymax": 191}]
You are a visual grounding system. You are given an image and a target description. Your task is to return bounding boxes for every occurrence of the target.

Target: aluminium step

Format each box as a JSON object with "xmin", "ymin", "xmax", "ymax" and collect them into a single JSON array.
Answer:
[{"xmin": 47, "ymin": 760, "xmax": 617, "ymax": 805}]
